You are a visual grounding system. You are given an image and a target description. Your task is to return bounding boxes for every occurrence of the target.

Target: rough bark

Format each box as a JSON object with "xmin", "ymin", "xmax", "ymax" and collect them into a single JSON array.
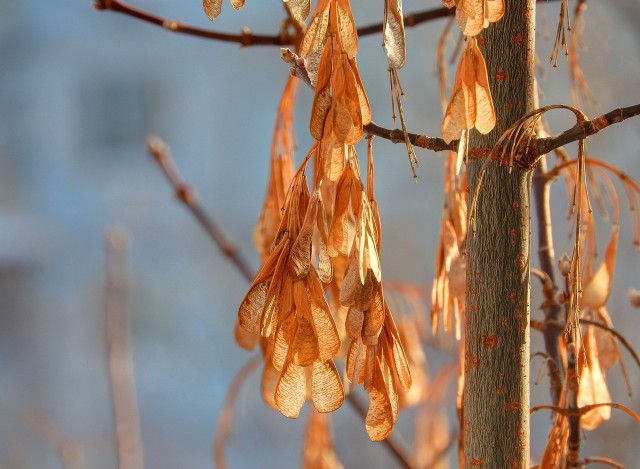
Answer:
[{"xmin": 464, "ymin": 2, "xmax": 536, "ymax": 468}]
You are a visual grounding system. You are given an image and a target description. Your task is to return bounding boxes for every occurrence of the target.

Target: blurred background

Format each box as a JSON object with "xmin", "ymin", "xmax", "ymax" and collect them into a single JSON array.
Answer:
[{"xmin": 0, "ymin": 0, "xmax": 638, "ymax": 467}]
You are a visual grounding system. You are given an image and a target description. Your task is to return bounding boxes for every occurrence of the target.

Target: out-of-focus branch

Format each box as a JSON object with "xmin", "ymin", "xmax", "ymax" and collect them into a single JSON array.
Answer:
[
  {"xmin": 213, "ymin": 354, "xmax": 261, "ymax": 469},
  {"xmin": 105, "ymin": 227, "xmax": 144, "ymax": 469},
  {"xmin": 580, "ymin": 318, "xmax": 640, "ymax": 370},
  {"xmin": 147, "ymin": 136, "xmax": 255, "ymax": 283},
  {"xmin": 146, "ymin": 136, "xmax": 415, "ymax": 469},
  {"xmin": 531, "ymin": 402, "xmax": 640, "ymax": 424},
  {"xmin": 22, "ymin": 411, "xmax": 86, "ymax": 469}
]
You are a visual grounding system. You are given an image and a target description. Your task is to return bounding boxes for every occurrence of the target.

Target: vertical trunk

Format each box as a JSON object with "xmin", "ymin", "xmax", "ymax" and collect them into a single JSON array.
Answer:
[{"xmin": 464, "ymin": 2, "xmax": 536, "ymax": 468}]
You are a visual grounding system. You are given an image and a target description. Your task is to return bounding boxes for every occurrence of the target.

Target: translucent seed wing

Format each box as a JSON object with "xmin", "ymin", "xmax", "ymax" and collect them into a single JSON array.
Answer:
[
  {"xmin": 285, "ymin": 0, "xmax": 311, "ymax": 23},
  {"xmin": 275, "ymin": 361, "xmax": 307, "ymax": 418},
  {"xmin": 383, "ymin": 0, "xmax": 406, "ymax": 69},
  {"xmin": 203, "ymin": 0, "xmax": 223, "ymax": 20},
  {"xmin": 312, "ymin": 360, "xmax": 344, "ymax": 412}
]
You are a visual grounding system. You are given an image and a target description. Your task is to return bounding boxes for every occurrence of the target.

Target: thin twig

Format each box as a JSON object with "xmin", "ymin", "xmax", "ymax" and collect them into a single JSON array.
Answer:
[
  {"xmin": 536, "ymin": 104, "xmax": 640, "ymax": 156},
  {"xmin": 22, "ymin": 411, "xmax": 86, "ymax": 469},
  {"xmin": 213, "ymin": 354, "xmax": 262, "ymax": 469},
  {"xmin": 422, "ymin": 429, "xmax": 458, "ymax": 469},
  {"xmin": 94, "ymin": 0, "xmax": 559, "ymax": 48},
  {"xmin": 105, "ymin": 227, "xmax": 144, "ymax": 469},
  {"xmin": 147, "ymin": 136, "xmax": 255, "ymax": 283},
  {"xmin": 93, "ymin": 0, "xmax": 454, "ymax": 47},
  {"xmin": 531, "ymin": 402, "xmax": 640, "ymax": 425},
  {"xmin": 532, "ymin": 156, "xmax": 564, "ymax": 404},
  {"xmin": 364, "ymin": 121, "xmax": 456, "ymax": 152},
  {"xmin": 582, "ymin": 456, "xmax": 626, "ymax": 469},
  {"xmin": 579, "ymin": 318, "xmax": 640, "ymax": 371},
  {"xmin": 146, "ymin": 135, "xmax": 415, "ymax": 469}
]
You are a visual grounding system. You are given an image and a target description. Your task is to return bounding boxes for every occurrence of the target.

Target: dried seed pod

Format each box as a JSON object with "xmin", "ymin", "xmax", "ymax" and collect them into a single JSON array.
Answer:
[{"xmin": 442, "ymin": 37, "xmax": 496, "ymax": 143}]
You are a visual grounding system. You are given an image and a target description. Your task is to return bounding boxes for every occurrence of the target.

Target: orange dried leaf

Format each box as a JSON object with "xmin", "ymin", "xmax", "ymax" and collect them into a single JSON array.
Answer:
[
  {"xmin": 365, "ymin": 367, "xmax": 395, "ymax": 441},
  {"xmin": 593, "ymin": 322, "xmax": 619, "ymax": 370},
  {"xmin": 293, "ymin": 317, "xmax": 320, "ymax": 366},
  {"xmin": 317, "ymin": 237, "xmax": 333, "ymax": 283},
  {"xmin": 203, "ymin": 0, "xmax": 223, "ymax": 20},
  {"xmin": 309, "ymin": 270, "xmax": 341, "ymax": 361},
  {"xmin": 286, "ymin": 0, "xmax": 311, "ymax": 23},
  {"xmin": 456, "ymin": 0, "xmax": 504, "ymax": 37},
  {"xmin": 310, "ymin": 46, "xmax": 333, "ymax": 141},
  {"xmin": 386, "ymin": 315, "xmax": 412, "ymax": 392},
  {"xmin": 362, "ymin": 286, "xmax": 385, "ymax": 344},
  {"xmin": 275, "ymin": 361, "xmax": 307, "ymax": 418},
  {"xmin": 442, "ymin": 37, "xmax": 496, "ymax": 143},
  {"xmin": 230, "ymin": 0, "xmax": 245, "ymax": 10},
  {"xmin": 629, "ymin": 289, "xmax": 640, "ymax": 308},
  {"xmin": 238, "ymin": 281, "xmax": 268, "ymax": 334},
  {"xmin": 340, "ymin": 259, "xmax": 375, "ymax": 311},
  {"xmin": 345, "ymin": 307, "xmax": 364, "ymax": 339},
  {"xmin": 383, "ymin": 0, "xmax": 406, "ymax": 69},
  {"xmin": 349, "ymin": 58, "xmax": 372, "ymax": 126},
  {"xmin": 299, "ymin": 0, "xmax": 331, "ymax": 86},
  {"xmin": 261, "ymin": 359, "xmax": 280, "ymax": 409},
  {"xmin": 273, "ymin": 315, "xmax": 295, "ymax": 371},
  {"xmin": 336, "ymin": 0, "xmax": 358, "ymax": 59},
  {"xmin": 578, "ymin": 326, "xmax": 612, "ymax": 430},
  {"xmin": 581, "ymin": 225, "xmax": 619, "ymax": 310},
  {"xmin": 234, "ymin": 321, "xmax": 260, "ymax": 351},
  {"xmin": 346, "ymin": 338, "xmax": 367, "ymax": 385},
  {"xmin": 290, "ymin": 192, "xmax": 321, "ymax": 279},
  {"xmin": 312, "ymin": 360, "xmax": 344, "ymax": 412}
]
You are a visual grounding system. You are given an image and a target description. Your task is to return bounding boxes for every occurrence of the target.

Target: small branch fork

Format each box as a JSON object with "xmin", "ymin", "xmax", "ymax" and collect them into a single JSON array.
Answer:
[{"xmin": 146, "ymin": 136, "xmax": 416, "ymax": 469}]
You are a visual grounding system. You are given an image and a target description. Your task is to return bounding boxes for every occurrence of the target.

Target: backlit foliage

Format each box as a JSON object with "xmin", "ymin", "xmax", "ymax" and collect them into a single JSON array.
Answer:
[
  {"xmin": 189, "ymin": 0, "xmax": 640, "ymax": 464},
  {"xmin": 235, "ymin": 0, "xmax": 414, "ymax": 441}
]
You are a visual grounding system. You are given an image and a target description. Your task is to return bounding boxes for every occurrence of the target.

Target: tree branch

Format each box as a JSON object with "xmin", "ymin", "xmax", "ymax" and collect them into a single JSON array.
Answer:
[
  {"xmin": 536, "ymin": 104, "xmax": 640, "ymax": 156},
  {"xmin": 93, "ymin": 0, "xmax": 289, "ymax": 46},
  {"xmin": 146, "ymin": 136, "xmax": 415, "ymax": 469},
  {"xmin": 94, "ymin": 0, "xmax": 560, "ymax": 47},
  {"xmin": 93, "ymin": 0, "xmax": 455, "ymax": 47},
  {"xmin": 364, "ymin": 121, "xmax": 455, "ymax": 152},
  {"xmin": 147, "ymin": 136, "xmax": 256, "ymax": 283}
]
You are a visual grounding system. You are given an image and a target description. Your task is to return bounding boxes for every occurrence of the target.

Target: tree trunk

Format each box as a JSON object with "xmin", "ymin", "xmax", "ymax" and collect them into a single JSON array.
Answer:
[{"xmin": 464, "ymin": 2, "xmax": 536, "ymax": 468}]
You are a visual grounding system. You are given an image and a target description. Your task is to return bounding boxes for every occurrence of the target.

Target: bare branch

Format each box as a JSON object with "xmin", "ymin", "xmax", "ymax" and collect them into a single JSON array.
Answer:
[
  {"xmin": 582, "ymin": 456, "xmax": 626, "ymax": 469},
  {"xmin": 213, "ymin": 354, "xmax": 261, "ymax": 469},
  {"xmin": 93, "ymin": 0, "xmax": 289, "ymax": 46},
  {"xmin": 93, "ymin": 0, "xmax": 454, "ymax": 47},
  {"xmin": 147, "ymin": 136, "xmax": 255, "ymax": 283},
  {"xmin": 531, "ymin": 402, "xmax": 640, "ymax": 425},
  {"xmin": 536, "ymin": 104, "xmax": 640, "ymax": 156},
  {"xmin": 105, "ymin": 227, "xmax": 144, "ymax": 469},
  {"xmin": 364, "ymin": 121, "xmax": 455, "ymax": 152},
  {"xmin": 94, "ymin": 0, "xmax": 559, "ymax": 48}
]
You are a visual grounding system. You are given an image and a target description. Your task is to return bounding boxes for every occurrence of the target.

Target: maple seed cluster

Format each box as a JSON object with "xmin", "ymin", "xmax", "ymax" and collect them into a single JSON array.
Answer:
[
  {"xmin": 233, "ymin": 0, "xmax": 412, "ymax": 441},
  {"xmin": 441, "ymin": 0, "xmax": 503, "ymax": 143}
]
